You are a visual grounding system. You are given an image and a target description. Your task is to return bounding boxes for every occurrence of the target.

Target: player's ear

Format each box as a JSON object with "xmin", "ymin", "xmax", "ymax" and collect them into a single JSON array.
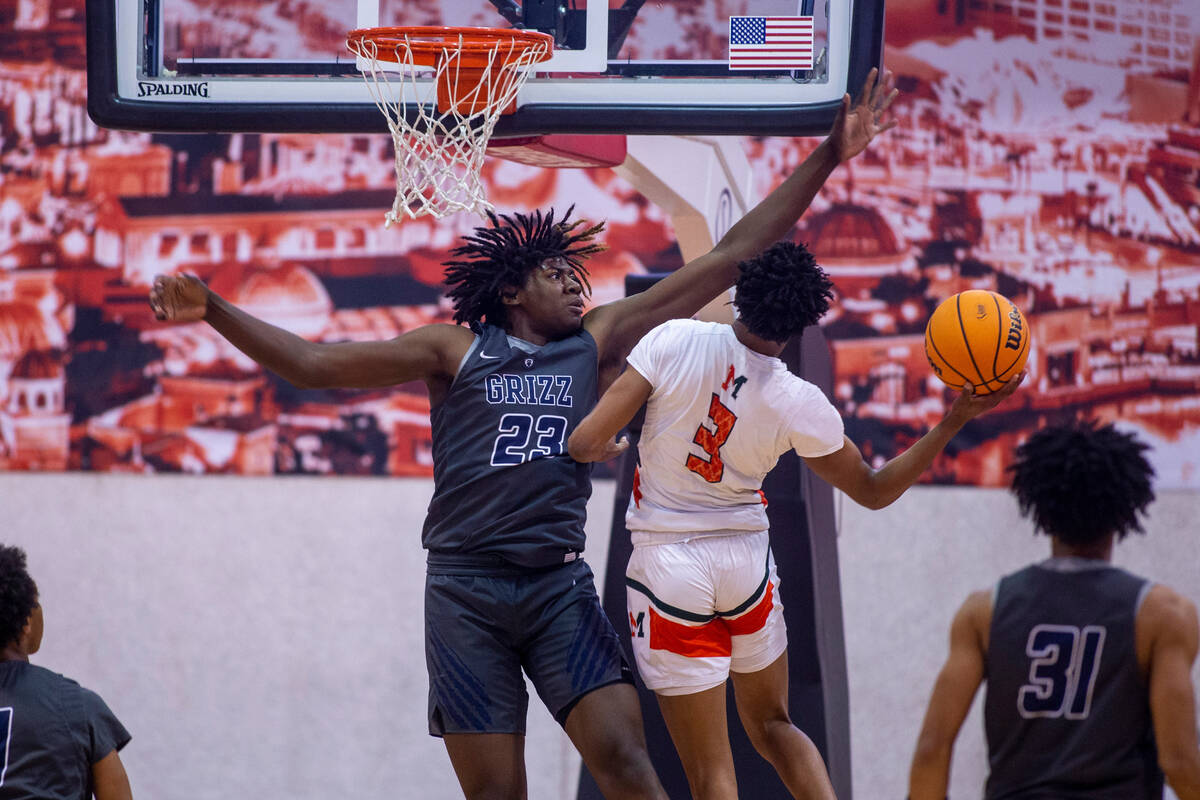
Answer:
[
  {"xmin": 20, "ymin": 602, "xmax": 43, "ymax": 655},
  {"xmin": 500, "ymin": 285, "xmax": 521, "ymax": 306}
]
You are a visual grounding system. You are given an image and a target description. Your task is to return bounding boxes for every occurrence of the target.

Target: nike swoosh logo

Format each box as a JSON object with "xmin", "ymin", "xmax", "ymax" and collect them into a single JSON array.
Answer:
[{"xmin": 479, "ymin": 353, "xmax": 501, "ymax": 360}]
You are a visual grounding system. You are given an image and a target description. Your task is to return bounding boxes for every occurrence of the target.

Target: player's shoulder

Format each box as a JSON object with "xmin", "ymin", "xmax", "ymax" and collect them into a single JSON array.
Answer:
[
  {"xmin": 634, "ymin": 318, "xmax": 726, "ymax": 352},
  {"xmin": 16, "ymin": 662, "xmax": 83, "ymax": 690},
  {"xmin": 1, "ymin": 663, "xmax": 89, "ymax": 714},
  {"xmin": 955, "ymin": 589, "xmax": 995, "ymax": 647},
  {"xmin": 421, "ymin": 321, "xmax": 478, "ymax": 342},
  {"xmin": 772, "ymin": 371, "xmax": 836, "ymax": 412},
  {"xmin": 657, "ymin": 318, "xmax": 724, "ymax": 337},
  {"xmin": 1139, "ymin": 584, "xmax": 1200, "ymax": 641}
]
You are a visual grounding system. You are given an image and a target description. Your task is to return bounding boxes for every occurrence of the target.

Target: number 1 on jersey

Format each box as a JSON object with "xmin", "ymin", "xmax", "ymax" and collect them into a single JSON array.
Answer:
[{"xmin": 686, "ymin": 393, "xmax": 737, "ymax": 482}]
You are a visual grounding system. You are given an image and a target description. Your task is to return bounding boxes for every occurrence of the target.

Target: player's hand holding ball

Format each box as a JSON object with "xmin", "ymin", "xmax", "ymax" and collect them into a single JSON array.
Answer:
[{"xmin": 925, "ymin": 289, "xmax": 1030, "ymax": 414}]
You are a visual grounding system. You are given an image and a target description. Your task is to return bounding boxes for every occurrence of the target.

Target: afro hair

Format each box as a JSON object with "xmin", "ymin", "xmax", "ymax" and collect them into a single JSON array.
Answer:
[
  {"xmin": 443, "ymin": 206, "xmax": 605, "ymax": 326},
  {"xmin": 1008, "ymin": 420, "xmax": 1155, "ymax": 547},
  {"xmin": 733, "ymin": 241, "xmax": 833, "ymax": 343},
  {"xmin": 0, "ymin": 544, "xmax": 38, "ymax": 648}
]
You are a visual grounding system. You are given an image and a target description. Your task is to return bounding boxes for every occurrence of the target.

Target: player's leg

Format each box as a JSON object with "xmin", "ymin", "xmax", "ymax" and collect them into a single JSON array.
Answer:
[
  {"xmin": 720, "ymin": 536, "xmax": 834, "ymax": 800},
  {"xmin": 729, "ymin": 653, "xmax": 835, "ymax": 800},
  {"xmin": 619, "ymin": 538, "xmax": 739, "ymax": 799},
  {"xmin": 519, "ymin": 559, "xmax": 668, "ymax": 800},
  {"xmin": 655, "ymin": 684, "xmax": 739, "ymax": 800},
  {"xmin": 443, "ymin": 734, "xmax": 527, "ymax": 800},
  {"xmin": 562, "ymin": 682, "xmax": 668, "ymax": 800},
  {"xmin": 426, "ymin": 568, "xmax": 532, "ymax": 800}
]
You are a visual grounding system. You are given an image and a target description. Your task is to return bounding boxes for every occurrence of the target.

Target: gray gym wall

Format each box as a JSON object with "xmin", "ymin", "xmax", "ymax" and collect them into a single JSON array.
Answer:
[{"xmin": 2, "ymin": 472, "xmax": 1196, "ymax": 799}]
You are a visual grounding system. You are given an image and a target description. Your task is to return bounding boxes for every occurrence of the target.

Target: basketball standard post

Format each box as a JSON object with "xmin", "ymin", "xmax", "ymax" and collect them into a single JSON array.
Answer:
[{"xmin": 524, "ymin": 135, "xmax": 854, "ymax": 800}]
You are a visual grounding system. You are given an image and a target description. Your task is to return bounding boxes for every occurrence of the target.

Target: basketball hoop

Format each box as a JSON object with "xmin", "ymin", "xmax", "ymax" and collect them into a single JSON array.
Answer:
[{"xmin": 347, "ymin": 26, "xmax": 554, "ymax": 224}]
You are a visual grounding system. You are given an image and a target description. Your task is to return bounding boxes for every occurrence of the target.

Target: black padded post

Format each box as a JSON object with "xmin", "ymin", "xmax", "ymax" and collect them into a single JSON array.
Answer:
[{"xmin": 577, "ymin": 274, "xmax": 851, "ymax": 799}]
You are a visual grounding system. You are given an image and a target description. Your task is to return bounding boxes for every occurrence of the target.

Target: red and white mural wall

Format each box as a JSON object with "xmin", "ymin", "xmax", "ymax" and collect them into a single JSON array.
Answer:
[{"xmin": 2, "ymin": 0, "xmax": 1199, "ymax": 487}]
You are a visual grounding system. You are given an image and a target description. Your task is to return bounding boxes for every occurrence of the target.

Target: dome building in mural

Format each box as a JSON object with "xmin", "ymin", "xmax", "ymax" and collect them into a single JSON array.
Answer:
[
  {"xmin": 801, "ymin": 202, "xmax": 913, "ymax": 297},
  {"xmin": 207, "ymin": 262, "xmax": 333, "ymax": 341}
]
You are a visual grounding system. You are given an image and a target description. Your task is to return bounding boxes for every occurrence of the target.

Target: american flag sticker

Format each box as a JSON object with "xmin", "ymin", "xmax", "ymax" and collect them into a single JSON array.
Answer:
[{"xmin": 728, "ymin": 16, "xmax": 814, "ymax": 70}]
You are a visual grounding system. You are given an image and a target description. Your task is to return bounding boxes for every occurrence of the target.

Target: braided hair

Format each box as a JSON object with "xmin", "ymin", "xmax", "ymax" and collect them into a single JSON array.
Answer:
[
  {"xmin": 444, "ymin": 206, "xmax": 606, "ymax": 326},
  {"xmin": 733, "ymin": 241, "xmax": 833, "ymax": 342},
  {"xmin": 1008, "ymin": 419, "xmax": 1156, "ymax": 545}
]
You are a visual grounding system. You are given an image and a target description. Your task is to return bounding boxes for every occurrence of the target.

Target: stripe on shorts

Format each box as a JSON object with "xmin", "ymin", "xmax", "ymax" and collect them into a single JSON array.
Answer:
[{"xmin": 648, "ymin": 582, "xmax": 775, "ymax": 658}]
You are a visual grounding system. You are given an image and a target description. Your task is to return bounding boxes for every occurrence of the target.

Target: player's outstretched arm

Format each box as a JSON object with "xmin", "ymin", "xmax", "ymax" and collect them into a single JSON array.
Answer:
[
  {"xmin": 803, "ymin": 373, "xmax": 1024, "ymax": 509},
  {"xmin": 149, "ymin": 275, "xmax": 471, "ymax": 390},
  {"xmin": 909, "ymin": 591, "xmax": 990, "ymax": 800},
  {"xmin": 585, "ymin": 68, "xmax": 898, "ymax": 367},
  {"xmin": 92, "ymin": 750, "xmax": 133, "ymax": 800},
  {"xmin": 567, "ymin": 366, "xmax": 651, "ymax": 462},
  {"xmin": 1141, "ymin": 586, "xmax": 1200, "ymax": 800}
]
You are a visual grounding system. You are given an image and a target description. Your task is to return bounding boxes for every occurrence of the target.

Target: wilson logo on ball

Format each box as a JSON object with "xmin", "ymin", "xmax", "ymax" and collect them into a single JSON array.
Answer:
[
  {"xmin": 924, "ymin": 290, "xmax": 1030, "ymax": 396},
  {"xmin": 1005, "ymin": 307, "xmax": 1024, "ymax": 351}
]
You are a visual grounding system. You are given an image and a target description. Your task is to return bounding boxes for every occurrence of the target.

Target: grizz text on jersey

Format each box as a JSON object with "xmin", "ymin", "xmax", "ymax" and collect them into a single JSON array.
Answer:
[{"xmin": 484, "ymin": 373, "xmax": 574, "ymax": 407}]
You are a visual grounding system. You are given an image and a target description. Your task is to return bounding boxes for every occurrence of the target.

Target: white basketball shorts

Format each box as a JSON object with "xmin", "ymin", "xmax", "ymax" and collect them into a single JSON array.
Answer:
[{"xmin": 624, "ymin": 530, "xmax": 787, "ymax": 696}]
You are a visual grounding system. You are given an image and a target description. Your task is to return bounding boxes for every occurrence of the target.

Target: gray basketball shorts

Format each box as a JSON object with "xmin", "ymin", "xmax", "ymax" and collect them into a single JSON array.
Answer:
[{"xmin": 424, "ymin": 556, "xmax": 633, "ymax": 737}]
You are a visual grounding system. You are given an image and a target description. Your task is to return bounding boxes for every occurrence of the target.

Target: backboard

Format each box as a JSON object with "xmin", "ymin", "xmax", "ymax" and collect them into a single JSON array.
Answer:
[{"xmin": 87, "ymin": 0, "xmax": 884, "ymax": 136}]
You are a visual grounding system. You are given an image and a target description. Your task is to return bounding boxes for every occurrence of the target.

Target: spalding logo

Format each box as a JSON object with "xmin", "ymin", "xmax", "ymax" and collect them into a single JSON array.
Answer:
[
  {"xmin": 976, "ymin": 304, "xmax": 987, "ymax": 320},
  {"xmin": 1005, "ymin": 307, "xmax": 1023, "ymax": 351}
]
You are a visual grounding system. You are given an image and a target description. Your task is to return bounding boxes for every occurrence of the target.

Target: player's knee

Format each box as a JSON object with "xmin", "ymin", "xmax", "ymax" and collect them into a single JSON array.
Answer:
[
  {"xmin": 590, "ymin": 738, "xmax": 658, "ymax": 789},
  {"xmin": 743, "ymin": 710, "xmax": 797, "ymax": 757}
]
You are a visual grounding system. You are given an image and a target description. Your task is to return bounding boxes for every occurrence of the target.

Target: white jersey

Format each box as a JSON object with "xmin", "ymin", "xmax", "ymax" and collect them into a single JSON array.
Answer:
[{"xmin": 625, "ymin": 319, "xmax": 844, "ymax": 537}]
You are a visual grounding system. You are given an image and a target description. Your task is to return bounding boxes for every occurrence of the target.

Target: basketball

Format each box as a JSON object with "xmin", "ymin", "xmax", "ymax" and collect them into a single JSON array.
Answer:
[{"xmin": 924, "ymin": 290, "xmax": 1030, "ymax": 396}]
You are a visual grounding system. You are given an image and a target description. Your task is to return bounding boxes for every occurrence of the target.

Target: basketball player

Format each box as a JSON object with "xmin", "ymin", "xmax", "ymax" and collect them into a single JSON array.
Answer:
[
  {"xmin": 566, "ymin": 242, "xmax": 1023, "ymax": 800},
  {"xmin": 149, "ymin": 69, "xmax": 897, "ymax": 800},
  {"xmin": 0, "ymin": 544, "xmax": 133, "ymax": 800},
  {"xmin": 908, "ymin": 421, "xmax": 1200, "ymax": 800}
]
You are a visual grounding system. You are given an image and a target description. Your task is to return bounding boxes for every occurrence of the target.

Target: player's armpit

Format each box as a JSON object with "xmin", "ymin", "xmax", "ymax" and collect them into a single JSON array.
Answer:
[
  {"xmin": 909, "ymin": 591, "xmax": 990, "ymax": 800},
  {"xmin": 1141, "ymin": 587, "xmax": 1200, "ymax": 800},
  {"xmin": 567, "ymin": 366, "xmax": 651, "ymax": 463},
  {"xmin": 92, "ymin": 749, "xmax": 133, "ymax": 800}
]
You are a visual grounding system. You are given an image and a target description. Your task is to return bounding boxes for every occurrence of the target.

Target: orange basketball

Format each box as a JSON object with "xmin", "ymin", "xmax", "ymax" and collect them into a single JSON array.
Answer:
[{"xmin": 924, "ymin": 290, "xmax": 1030, "ymax": 396}]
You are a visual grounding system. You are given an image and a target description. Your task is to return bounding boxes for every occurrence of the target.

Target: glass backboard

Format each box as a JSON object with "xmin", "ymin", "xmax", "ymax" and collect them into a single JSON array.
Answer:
[{"xmin": 87, "ymin": 0, "xmax": 884, "ymax": 135}]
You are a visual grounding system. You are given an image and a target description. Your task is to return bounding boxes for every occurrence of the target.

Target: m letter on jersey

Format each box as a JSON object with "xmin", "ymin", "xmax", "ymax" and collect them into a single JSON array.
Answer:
[
  {"xmin": 484, "ymin": 374, "xmax": 573, "ymax": 407},
  {"xmin": 630, "ymin": 611, "xmax": 645, "ymax": 638}
]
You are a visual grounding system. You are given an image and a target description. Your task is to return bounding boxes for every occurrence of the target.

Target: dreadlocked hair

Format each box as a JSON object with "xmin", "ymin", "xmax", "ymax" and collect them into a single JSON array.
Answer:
[
  {"xmin": 733, "ymin": 241, "xmax": 833, "ymax": 342},
  {"xmin": 0, "ymin": 544, "xmax": 38, "ymax": 648},
  {"xmin": 443, "ymin": 205, "xmax": 606, "ymax": 326},
  {"xmin": 1008, "ymin": 419, "xmax": 1155, "ymax": 546}
]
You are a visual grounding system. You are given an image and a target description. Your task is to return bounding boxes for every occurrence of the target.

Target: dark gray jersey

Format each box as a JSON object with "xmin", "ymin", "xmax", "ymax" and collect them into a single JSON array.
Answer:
[
  {"xmin": 422, "ymin": 322, "xmax": 597, "ymax": 568},
  {"xmin": 984, "ymin": 559, "xmax": 1161, "ymax": 800},
  {"xmin": 0, "ymin": 661, "xmax": 130, "ymax": 800}
]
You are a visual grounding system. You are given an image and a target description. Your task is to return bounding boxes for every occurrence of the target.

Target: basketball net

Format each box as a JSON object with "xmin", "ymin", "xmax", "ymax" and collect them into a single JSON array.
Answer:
[{"xmin": 347, "ymin": 28, "xmax": 553, "ymax": 225}]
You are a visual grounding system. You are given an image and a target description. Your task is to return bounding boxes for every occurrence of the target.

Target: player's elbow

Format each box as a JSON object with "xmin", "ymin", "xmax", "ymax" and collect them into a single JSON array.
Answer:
[
  {"xmin": 911, "ymin": 728, "xmax": 953, "ymax": 768},
  {"xmin": 566, "ymin": 431, "xmax": 595, "ymax": 463},
  {"xmin": 844, "ymin": 481, "xmax": 894, "ymax": 510}
]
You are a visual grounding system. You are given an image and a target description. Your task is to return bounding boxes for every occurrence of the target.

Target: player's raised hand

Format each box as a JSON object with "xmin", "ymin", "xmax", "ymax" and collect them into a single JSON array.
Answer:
[
  {"xmin": 949, "ymin": 371, "xmax": 1027, "ymax": 422},
  {"xmin": 828, "ymin": 66, "xmax": 898, "ymax": 163},
  {"xmin": 149, "ymin": 274, "xmax": 209, "ymax": 323}
]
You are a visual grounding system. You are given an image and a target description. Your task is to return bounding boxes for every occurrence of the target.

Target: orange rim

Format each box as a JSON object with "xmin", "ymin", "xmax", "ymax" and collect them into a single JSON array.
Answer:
[{"xmin": 347, "ymin": 26, "xmax": 554, "ymax": 69}]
